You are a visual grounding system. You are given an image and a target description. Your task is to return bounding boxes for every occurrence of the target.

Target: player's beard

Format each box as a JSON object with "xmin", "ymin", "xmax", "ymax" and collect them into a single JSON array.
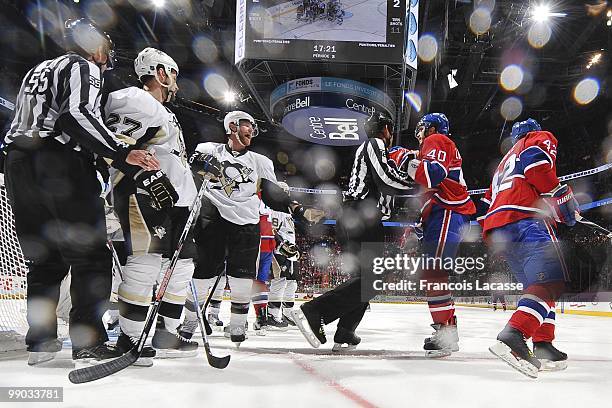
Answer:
[
  {"xmin": 157, "ymin": 74, "xmax": 178, "ymax": 103},
  {"xmin": 229, "ymin": 131, "xmax": 252, "ymax": 152}
]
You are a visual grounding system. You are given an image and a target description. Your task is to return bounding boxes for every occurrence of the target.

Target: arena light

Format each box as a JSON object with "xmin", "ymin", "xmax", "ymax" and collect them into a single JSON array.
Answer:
[
  {"xmin": 531, "ymin": 4, "xmax": 566, "ymax": 22},
  {"xmin": 223, "ymin": 90, "xmax": 236, "ymax": 104},
  {"xmin": 447, "ymin": 69, "xmax": 459, "ymax": 89},
  {"xmin": 151, "ymin": 0, "xmax": 166, "ymax": 8},
  {"xmin": 586, "ymin": 52, "xmax": 602, "ymax": 69}
]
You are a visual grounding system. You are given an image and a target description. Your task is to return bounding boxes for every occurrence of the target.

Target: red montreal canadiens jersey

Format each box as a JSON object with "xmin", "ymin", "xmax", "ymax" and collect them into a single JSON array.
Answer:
[
  {"xmin": 414, "ymin": 133, "xmax": 475, "ymax": 220},
  {"xmin": 480, "ymin": 131, "xmax": 560, "ymax": 236},
  {"xmin": 259, "ymin": 206, "xmax": 276, "ymax": 253}
]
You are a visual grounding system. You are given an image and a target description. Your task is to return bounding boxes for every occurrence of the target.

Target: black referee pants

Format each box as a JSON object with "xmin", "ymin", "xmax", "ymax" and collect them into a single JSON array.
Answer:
[
  {"xmin": 4, "ymin": 142, "xmax": 111, "ymax": 351},
  {"xmin": 303, "ymin": 203, "xmax": 385, "ymax": 333}
]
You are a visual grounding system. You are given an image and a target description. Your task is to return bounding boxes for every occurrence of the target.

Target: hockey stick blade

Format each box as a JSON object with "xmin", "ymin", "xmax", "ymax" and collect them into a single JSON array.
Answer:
[
  {"xmin": 204, "ymin": 342, "xmax": 230, "ymax": 369},
  {"xmin": 68, "ymin": 348, "xmax": 140, "ymax": 384},
  {"xmin": 189, "ymin": 280, "xmax": 230, "ymax": 369}
]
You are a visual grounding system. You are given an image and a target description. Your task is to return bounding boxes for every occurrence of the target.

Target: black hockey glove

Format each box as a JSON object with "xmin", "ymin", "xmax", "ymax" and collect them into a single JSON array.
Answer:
[
  {"xmin": 291, "ymin": 202, "xmax": 326, "ymax": 226},
  {"xmin": 278, "ymin": 240, "xmax": 300, "ymax": 260},
  {"xmin": 188, "ymin": 152, "xmax": 223, "ymax": 179},
  {"xmin": 134, "ymin": 170, "xmax": 178, "ymax": 211}
]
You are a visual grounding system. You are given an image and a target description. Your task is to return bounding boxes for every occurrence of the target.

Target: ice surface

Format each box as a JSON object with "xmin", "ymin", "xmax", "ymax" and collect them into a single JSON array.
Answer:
[{"xmin": 1, "ymin": 303, "xmax": 611, "ymax": 408}]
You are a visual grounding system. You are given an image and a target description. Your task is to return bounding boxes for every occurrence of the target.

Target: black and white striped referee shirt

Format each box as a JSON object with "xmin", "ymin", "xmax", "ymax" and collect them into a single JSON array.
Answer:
[
  {"xmin": 344, "ymin": 138, "xmax": 415, "ymax": 220},
  {"xmin": 4, "ymin": 52, "xmax": 128, "ymax": 160}
]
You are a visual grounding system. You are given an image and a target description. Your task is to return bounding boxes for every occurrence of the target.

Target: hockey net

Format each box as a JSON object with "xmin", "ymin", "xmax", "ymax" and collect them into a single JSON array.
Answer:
[{"xmin": 0, "ymin": 173, "xmax": 28, "ymax": 352}]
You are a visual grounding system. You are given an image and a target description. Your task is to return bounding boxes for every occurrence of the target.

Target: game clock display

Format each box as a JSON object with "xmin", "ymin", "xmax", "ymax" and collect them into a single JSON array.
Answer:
[{"xmin": 235, "ymin": 0, "xmax": 407, "ymax": 64}]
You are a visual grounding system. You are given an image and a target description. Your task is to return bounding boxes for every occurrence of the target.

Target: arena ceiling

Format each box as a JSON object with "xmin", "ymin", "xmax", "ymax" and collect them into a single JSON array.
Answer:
[{"xmin": 0, "ymin": 0, "xmax": 610, "ymax": 186}]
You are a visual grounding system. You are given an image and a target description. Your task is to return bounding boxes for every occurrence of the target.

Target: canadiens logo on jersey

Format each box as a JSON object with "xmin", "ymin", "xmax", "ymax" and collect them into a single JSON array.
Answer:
[{"xmin": 212, "ymin": 161, "xmax": 255, "ymax": 197}]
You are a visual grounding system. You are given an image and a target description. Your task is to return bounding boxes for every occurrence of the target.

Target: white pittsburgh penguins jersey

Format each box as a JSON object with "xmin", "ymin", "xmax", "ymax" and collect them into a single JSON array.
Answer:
[
  {"xmin": 104, "ymin": 87, "xmax": 197, "ymax": 207},
  {"xmin": 195, "ymin": 142, "xmax": 277, "ymax": 225},
  {"xmin": 270, "ymin": 209, "xmax": 296, "ymax": 247}
]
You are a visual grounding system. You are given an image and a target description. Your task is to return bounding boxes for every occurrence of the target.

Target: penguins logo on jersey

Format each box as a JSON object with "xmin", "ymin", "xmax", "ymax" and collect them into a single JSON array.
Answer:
[
  {"xmin": 215, "ymin": 161, "xmax": 254, "ymax": 197},
  {"xmin": 153, "ymin": 226, "xmax": 166, "ymax": 239}
]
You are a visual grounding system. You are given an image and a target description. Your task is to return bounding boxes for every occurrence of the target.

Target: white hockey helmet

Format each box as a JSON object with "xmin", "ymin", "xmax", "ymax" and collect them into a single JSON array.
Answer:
[
  {"xmin": 277, "ymin": 181, "xmax": 290, "ymax": 194},
  {"xmin": 134, "ymin": 47, "xmax": 179, "ymax": 81},
  {"xmin": 223, "ymin": 110, "xmax": 258, "ymax": 137}
]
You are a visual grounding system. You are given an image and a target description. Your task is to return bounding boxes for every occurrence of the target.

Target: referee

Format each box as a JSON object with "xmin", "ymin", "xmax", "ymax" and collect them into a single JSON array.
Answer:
[
  {"xmin": 293, "ymin": 112, "xmax": 416, "ymax": 350},
  {"xmin": 2, "ymin": 19, "xmax": 177, "ymax": 365}
]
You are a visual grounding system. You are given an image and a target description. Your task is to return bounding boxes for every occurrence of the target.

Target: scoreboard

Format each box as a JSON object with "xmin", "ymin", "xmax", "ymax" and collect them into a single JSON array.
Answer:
[{"xmin": 235, "ymin": 0, "xmax": 408, "ymax": 65}]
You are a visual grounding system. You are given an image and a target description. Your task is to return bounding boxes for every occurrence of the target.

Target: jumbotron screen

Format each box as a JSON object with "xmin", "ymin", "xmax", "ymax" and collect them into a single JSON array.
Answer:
[{"xmin": 235, "ymin": 0, "xmax": 407, "ymax": 64}]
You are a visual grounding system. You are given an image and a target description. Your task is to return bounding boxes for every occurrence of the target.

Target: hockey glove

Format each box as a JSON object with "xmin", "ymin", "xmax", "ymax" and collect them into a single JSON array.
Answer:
[
  {"xmin": 291, "ymin": 202, "xmax": 326, "ymax": 226},
  {"xmin": 388, "ymin": 147, "xmax": 419, "ymax": 172},
  {"xmin": 543, "ymin": 184, "xmax": 579, "ymax": 226},
  {"xmin": 278, "ymin": 240, "xmax": 300, "ymax": 260},
  {"xmin": 188, "ymin": 152, "xmax": 223, "ymax": 179},
  {"xmin": 406, "ymin": 159, "xmax": 420, "ymax": 180},
  {"xmin": 135, "ymin": 170, "xmax": 179, "ymax": 211}
]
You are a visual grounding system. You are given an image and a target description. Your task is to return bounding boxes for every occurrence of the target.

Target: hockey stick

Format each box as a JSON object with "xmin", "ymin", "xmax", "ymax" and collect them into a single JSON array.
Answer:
[
  {"xmin": 189, "ymin": 280, "xmax": 230, "ymax": 368},
  {"xmin": 107, "ymin": 240, "xmax": 124, "ymax": 281},
  {"xmin": 575, "ymin": 214, "xmax": 612, "ymax": 238},
  {"xmin": 201, "ymin": 269, "xmax": 226, "ymax": 335},
  {"xmin": 69, "ymin": 177, "xmax": 210, "ymax": 384}
]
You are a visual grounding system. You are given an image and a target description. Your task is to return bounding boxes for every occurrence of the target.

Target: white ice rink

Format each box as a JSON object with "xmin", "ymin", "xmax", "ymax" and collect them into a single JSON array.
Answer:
[{"xmin": 1, "ymin": 303, "xmax": 611, "ymax": 408}]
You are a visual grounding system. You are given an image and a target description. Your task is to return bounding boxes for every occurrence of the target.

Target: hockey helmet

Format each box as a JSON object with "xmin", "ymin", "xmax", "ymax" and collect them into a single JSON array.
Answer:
[
  {"xmin": 134, "ymin": 47, "xmax": 179, "ymax": 81},
  {"xmin": 64, "ymin": 19, "xmax": 115, "ymax": 70},
  {"xmin": 415, "ymin": 113, "xmax": 449, "ymax": 139},
  {"xmin": 364, "ymin": 112, "xmax": 394, "ymax": 137},
  {"xmin": 224, "ymin": 111, "xmax": 258, "ymax": 137},
  {"xmin": 511, "ymin": 118, "xmax": 541, "ymax": 144}
]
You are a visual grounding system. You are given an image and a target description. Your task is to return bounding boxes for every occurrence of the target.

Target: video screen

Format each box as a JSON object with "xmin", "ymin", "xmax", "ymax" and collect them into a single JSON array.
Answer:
[
  {"xmin": 251, "ymin": 0, "xmax": 389, "ymax": 43},
  {"xmin": 237, "ymin": 0, "xmax": 407, "ymax": 64}
]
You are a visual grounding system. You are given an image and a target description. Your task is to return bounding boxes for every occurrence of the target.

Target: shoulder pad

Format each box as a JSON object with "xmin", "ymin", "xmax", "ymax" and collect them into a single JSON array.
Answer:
[{"xmin": 524, "ymin": 130, "xmax": 557, "ymax": 147}]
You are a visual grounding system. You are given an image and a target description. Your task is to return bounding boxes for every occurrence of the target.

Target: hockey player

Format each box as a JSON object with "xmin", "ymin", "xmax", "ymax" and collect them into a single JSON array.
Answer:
[
  {"xmin": 481, "ymin": 118, "xmax": 576, "ymax": 378},
  {"xmin": 104, "ymin": 47, "xmax": 198, "ymax": 362},
  {"xmin": 491, "ymin": 292, "xmax": 507, "ymax": 311},
  {"xmin": 403, "ymin": 113, "xmax": 476, "ymax": 357},
  {"xmin": 3, "ymin": 19, "xmax": 175, "ymax": 365},
  {"xmin": 185, "ymin": 110, "xmax": 325, "ymax": 346},
  {"xmin": 268, "ymin": 181, "xmax": 299, "ymax": 329},
  {"xmin": 293, "ymin": 112, "xmax": 415, "ymax": 351},
  {"xmin": 251, "ymin": 202, "xmax": 277, "ymax": 335}
]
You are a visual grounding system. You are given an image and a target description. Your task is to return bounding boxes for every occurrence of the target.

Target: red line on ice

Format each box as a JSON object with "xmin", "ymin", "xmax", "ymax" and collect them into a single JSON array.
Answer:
[{"xmin": 290, "ymin": 356, "xmax": 380, "ymax": 408}]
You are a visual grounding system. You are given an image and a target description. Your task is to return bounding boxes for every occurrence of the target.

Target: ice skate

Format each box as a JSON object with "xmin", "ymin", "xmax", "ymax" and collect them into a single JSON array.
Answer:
[
  {"xmin": 224, "ymin": 321, "xmax": 249, "ymax": 338},
  {"xmin": 282, "ymin": 309, "xmax": 297, "ymax": 326},
  {"xmin": 292, "ymin": 305, "xmax": 326, "ymax": 348},
  {"xmin": 152, "ymin": 326, "xmax": 198, "ymax": 358},
  {"xmin": 116, "ymin": 331, "xmax": 155, "ymax": 367},
  {"xmin": 489, "ymin": 325, "xmax": 541, "ymax": 378},
  {"xmin": 207, "ymin": 313, "xmax": 224, "ymax": 331},
  {"xmin": 225, "ymin": 323, "xmax": 247, "ymax": 347},
  {"xmin": 424, "ymin": 316, "xmax": 459, "ymax": 357},
  {"xmin": 72, "ymin": 343, "xmax": 123, "ymax": 365},
  {"xmin": 534, "ymin": 341, "xmax": 568, "ymax": 371},
  {"xmin": 27, "ymin": 339, "xmax": 62, "ymax": 366},
  {"xmin": 253, "ymin": 312, "xmax": 268, "ymax": 336},
  {"xmin": 177, "ymin": 317, "xmax": 198, "ymax": 340},
  {"xmin": 332, "ymin": 327, "xmax": 361, "ymax": 352},
  {"xmin": 267, "ymin": 311, "xmax": 289, "ymax": 331}
]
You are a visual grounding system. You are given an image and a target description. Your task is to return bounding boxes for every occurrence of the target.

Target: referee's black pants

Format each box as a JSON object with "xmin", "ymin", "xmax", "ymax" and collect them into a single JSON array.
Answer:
[
  {"xmin": 4, "ymin": 141, "xmax": 111, "ymax": 351},
  {"xmin": 303, "ymin": 203, "xmax": 385, "ymax": 333}
]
